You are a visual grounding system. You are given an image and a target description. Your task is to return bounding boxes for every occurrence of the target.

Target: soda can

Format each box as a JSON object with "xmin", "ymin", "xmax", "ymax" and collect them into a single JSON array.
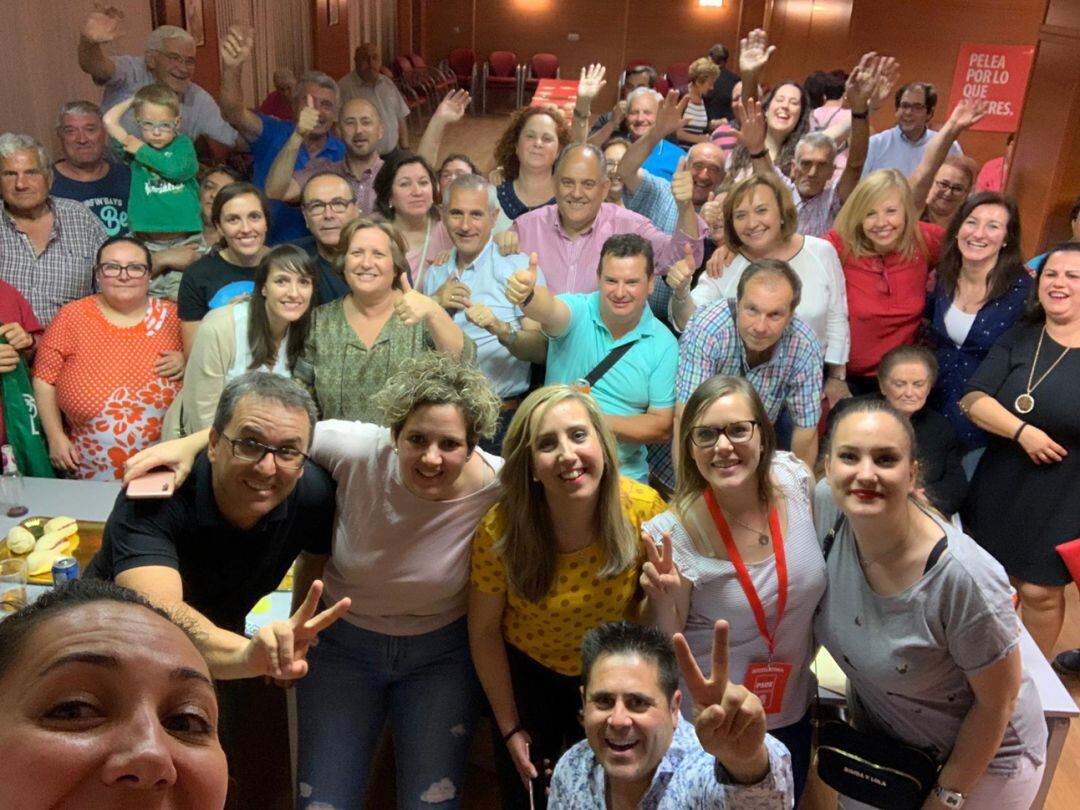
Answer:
[{"xmin": 52, "ymin": 556, "xmax": 80, "ymax": 586}]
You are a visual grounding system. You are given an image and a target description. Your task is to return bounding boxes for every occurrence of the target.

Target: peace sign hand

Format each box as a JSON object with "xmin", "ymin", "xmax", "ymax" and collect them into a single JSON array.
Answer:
[
  {"xmin": 246, "ymin": 580, "xmax": 351, "ymax": 680},
  {"xmin": 675, "ymin": 620, "xmax": 770, "ymax": 777},
  {"xmin": 640, "ymin": 531, "xmax": 683, "ymax": 601}
]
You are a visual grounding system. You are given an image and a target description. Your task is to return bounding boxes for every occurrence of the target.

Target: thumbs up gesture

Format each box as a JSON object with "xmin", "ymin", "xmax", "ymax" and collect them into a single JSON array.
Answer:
[
  {"xmin": 666, "ymin": 242, "xmax": 697, "ymax": 297},
  {"xmin": 296, "ymin": 94, "xmax": 320, "ymax": 137},
  {"xmin": 394, "ymin": 273, "xmax": 438, "ymax": 326},
  {"xmin": 506, "ymin": 252, "xmax": 539, "ymax": 307},
  {"xmin": 676, "ymin": 621, "xmax": 770, "ymax": 780},
  {"xmin": 671, "ymin": 156, "xmax": 694, "ymax": 208}
]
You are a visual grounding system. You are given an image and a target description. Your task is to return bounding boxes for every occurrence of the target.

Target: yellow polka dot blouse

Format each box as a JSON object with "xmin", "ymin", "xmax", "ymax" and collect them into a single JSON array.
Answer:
[{"xmin": 471, "ymin": 478, "xmax": 667, "ymax": 675}]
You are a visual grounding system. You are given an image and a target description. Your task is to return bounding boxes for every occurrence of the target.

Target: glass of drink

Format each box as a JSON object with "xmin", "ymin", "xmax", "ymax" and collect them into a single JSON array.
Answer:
[{"xmin": 0, "ymin": 557, "xmax": 28, "ymax": 613}]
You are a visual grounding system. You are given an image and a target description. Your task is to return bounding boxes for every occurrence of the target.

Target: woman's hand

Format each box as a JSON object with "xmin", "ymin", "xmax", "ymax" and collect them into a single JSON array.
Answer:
[
  {"xmin": 665, "ymin": 244, "xmax": 696, "ymax": 299},
  {"xmin": 0, "ymin": 322, "xmax": 34, "ymax": 352},
  {"xmin": 705, "ymin": 244, "xmax": 735, "ymax": 279},
  {"xmin": 732, "ymin": 98, "xmax": 767, "ymax": 154},
  {"xmin": 433, "ymin": 89, "xmax": 471, "ymax": 124},
  {"xmin": 1018, "ymin": 425, "xmax": 1068, "ymax": 465},
  {"xmin": 47, "ymin": 433, "xmax": 81, "ymax": 473},
  {"xmin": 738, "ymin": 28, "xmax": 776, "ymax": 76},
  {"xmin": 505, "ymin": 728, "xmax": 539, "ymax": 789},
  {"xmin": 154, "ymin": 350, "xmax": 186, "ymax": 381},
  {"xmin": 433, "ymin": 278, "xmax": 473, "ymax": 312},
  {"xmin": 394, "ymin": 275, "xmax": 441, "ymax": 326},
  {"xmin": 123, "ymin": 432, "xmax": 207, "ymax": 486},
  {"xmin": 640, "ymin": 531, "xmax": 683, "ymax": 602},
  {"xmin": 576, "ymin": 64, "xmax": 607, "ymax": 105}
]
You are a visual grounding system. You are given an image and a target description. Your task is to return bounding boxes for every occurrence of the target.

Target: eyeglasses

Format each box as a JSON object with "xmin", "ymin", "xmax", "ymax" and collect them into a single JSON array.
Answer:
[
  {"xmin": 221, "ymin": 433, "xmax": 309, "ymax": 470},
  {"xmin": 689, "ymin": 421, "xmax": 758, "ymax": 447},
  {"xmin": 898, "ymin": 102, "xmax": 927, "ymax": 113},
  {"xmin": 136, "ymin": 119, "xmax": 180, "ymax": 134},
  {"xmin": 96, "ymin": 262, "xmax": 149, "ymax": 278},
  {"xmin": 155, "ymin": 50, "xmax": 197, "ymax": 68},
  {"xmin": 303, "ymin": 198, "xmax": 353, "ymax": 215},
  {"xmin": 934, "ymin": 179, "xmax": 968, "ymax": 196}
]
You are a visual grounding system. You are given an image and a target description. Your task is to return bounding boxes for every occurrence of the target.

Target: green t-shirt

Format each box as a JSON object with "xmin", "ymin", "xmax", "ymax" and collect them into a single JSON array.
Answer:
[{"xmin": 125, "ymin": 134, "xmax": 201, "ymax": 235}]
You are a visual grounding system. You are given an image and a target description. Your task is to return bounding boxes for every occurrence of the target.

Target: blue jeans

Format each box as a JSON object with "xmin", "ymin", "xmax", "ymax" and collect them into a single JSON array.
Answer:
[{"xmin": 296, "ymin": 617, "xmax": 482, "ymax": 809}]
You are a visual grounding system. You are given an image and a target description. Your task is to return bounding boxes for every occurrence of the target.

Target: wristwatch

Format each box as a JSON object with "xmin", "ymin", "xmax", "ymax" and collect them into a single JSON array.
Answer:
[
  {"xmin": 499, "ymin": 324, "xmax": 519, "ymax": 347},
  {"xmin": 932, "ymin": 785, "xmax": 966, "ymax": 808}
]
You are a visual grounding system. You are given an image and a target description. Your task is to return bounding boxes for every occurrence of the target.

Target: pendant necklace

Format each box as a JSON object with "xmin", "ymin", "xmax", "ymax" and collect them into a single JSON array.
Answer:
[
  {"xmin": 724, "ymin": 508, "xmax": 771, "ymax": 546},
  {"xmin": 1015, "ymin": 327, "xmax": 1070, "ymax": 414}
]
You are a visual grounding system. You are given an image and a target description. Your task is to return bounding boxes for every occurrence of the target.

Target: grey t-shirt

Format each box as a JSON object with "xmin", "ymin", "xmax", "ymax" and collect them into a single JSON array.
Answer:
[{"xmin": 813, "ymin": 490, "xmax": 1046, "ymax": 775}]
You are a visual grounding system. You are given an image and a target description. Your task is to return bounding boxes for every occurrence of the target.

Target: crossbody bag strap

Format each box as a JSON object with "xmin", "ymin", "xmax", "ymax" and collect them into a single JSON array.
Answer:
[{"xmin": 584, "ymin": 340, "xmax": 638, "ymax": 388}]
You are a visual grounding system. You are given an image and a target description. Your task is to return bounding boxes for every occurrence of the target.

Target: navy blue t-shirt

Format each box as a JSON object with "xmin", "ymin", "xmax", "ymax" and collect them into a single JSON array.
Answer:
[{"xmin": 50, "ymin": 161, "xmax": 131, "ymax": 237}]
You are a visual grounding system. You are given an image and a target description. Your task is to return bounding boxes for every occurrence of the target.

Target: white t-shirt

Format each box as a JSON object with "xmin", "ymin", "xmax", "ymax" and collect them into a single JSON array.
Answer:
[{"xmin": 944, "ymin": 303, "xmax": 977, "ymax": 347}]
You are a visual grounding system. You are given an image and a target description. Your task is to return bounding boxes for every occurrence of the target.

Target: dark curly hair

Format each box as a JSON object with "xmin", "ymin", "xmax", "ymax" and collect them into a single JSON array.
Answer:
[
  {"xmin": 492, "ymin": 105, "xmax": 571, "ymax": 183},
  {"xmin": 727, "ymin": 81, "xmax": 812, "ymax": 180}
]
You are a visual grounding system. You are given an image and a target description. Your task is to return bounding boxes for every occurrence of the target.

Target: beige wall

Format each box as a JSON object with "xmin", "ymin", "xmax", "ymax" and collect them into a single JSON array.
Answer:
[{"xmin": 1, "ymin": 0, "xmax": 154, "ymax": 159}]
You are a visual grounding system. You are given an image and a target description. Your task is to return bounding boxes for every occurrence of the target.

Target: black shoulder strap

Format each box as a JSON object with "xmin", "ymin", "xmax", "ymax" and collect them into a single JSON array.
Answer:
[
  {"xmin": 584, "ymin": 340, "xmax": 638, "ymax": 388},
  {"xmin": 822, "ymin": 513, "xmax": 846, "ymax": 560},
  {"xmin": 923, "ymin": 536, "xmax": 949, "ymax": 574}
]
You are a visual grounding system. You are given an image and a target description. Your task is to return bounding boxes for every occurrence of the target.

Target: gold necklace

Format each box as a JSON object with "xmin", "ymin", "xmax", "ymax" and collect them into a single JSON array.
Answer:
[
  {"xmin": 722, "ymin": 504, "xmax": 772, "ymax": 547},
  {"xmin": 1015, "ymin": 327, "xmax": 1071, "ymax": 414}
]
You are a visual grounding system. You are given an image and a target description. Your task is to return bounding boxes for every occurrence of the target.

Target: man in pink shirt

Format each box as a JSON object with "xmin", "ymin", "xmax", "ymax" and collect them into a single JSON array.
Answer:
[{"xmin": 508, "ymin": 143, "xmax": 704, "ymax": 294}]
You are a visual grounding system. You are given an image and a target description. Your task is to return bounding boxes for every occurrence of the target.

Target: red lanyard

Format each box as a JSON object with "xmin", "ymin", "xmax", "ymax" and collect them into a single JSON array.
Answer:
[{"xmin": 703, "ymin": 488, "xmax": 787, "ymax": 657}]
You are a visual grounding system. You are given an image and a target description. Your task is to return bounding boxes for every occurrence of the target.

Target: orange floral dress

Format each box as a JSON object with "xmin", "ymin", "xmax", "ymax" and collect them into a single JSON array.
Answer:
[{"xmin": 33, "ymin": 296, "xmax": 183, "ymax": 480}]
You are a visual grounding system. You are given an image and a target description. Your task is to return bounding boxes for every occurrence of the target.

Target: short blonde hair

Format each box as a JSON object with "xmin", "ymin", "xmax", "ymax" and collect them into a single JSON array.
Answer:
[
  {"xmin": 723, "ymin": 173, "xmax": 798, "ymax": 252},
  {"xmin": 334, "ymin": 217, "xmax": 409, "ymax": 290},
  {"xmin": 689, "ymin": 57, "xmax": 721, "ymax": 85},
  {"xmin": 133, "ymin": 83, "xmax": 181, "ymax": 117},
  {"xmin": 833, "ymin": 169, "xmax": 925, "ymax": 259}
]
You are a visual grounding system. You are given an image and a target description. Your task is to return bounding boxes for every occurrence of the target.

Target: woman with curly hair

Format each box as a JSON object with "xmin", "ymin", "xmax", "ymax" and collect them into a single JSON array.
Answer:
[
  {"xmin": 491, "ymin": 105, "xmax": 571, "ymax": 221},
  {"xmin": 469, "ymin": 385, "xmax": 665, "ymax": 809}
]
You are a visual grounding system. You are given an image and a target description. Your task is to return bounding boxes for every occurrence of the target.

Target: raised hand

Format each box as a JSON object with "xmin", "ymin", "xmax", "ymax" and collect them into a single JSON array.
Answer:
[
  {"xmin": 246, "ymin": 580, "xmax": 351, "ymax": 679},
  {"xmin": 700, "ymin": 191, "xmax": 723, "ymax": 234},
  {"xmin": 671, "ymin": 157, "xmax": 694, "ymax": 208},
  {"xmin": 612, "ymin": 99, "xmax": 628, "ymax": 127},
  {"xmin": 577, "ymin": 63, "xmax": 607, "ymax": 103},
  {"xmin": 947, "ymin": 97, "xmax": 989, "ymax": 132},
  {"xmin": 738, "ymin": 28, "xmax": 776, "ymax": 76},
  {"xmin": 655, "ymin": 90, "xmax": 690, "ymax": 139},
  {"xmin": 844, "ymin": 52, "xmax": 880, "ymax": 112},
  {"xmin": 640, "ymin": 531, "xmax": 683, "ymax": 601},
  {"xmin": 394, "ymin": 274, "xmax": 438, "ymax": 326},
  {"xmin": 732, "ymin": 98, "xmax": 766, "ymax": 154},
  {"xmin": 220, "ymin": 25, "xmax": 254, "ymax": 70},
  {"xmin": 506, "ymin": 252, "xmax": 539, "ymax": 306},
  {"xmin": 295, "ymin": 94, "xmax": 319, "ymax": 137},
  {"xmin": 434, "ymin": 277, "xmax": 473, "ymax": 311},
  {"xmin": 675, "ymin": 621, "xmax": 768, "ymax": 770},
  {"xmin": 83, "ymin": 2, "xmax": 125, "ymax": 43},
  {"xmin": 870, "ymin": 55, "xmax": 901, "ymax": 111},
  {"xmin": 434, "ymin": 89, "xmax": 471, "ymax": 123}
]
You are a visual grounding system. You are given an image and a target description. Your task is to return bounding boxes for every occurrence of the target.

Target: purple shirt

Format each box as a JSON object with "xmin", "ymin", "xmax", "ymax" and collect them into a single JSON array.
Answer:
[{"xmin": 512, "ymin": 202, "xmax": 704, "ymax": 295}]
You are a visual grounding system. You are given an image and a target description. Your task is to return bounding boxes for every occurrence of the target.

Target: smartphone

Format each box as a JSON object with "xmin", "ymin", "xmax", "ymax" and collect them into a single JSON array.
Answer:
[{"xmin": 127, "ymin": 470, "xmax": 176, "ymax": 499}]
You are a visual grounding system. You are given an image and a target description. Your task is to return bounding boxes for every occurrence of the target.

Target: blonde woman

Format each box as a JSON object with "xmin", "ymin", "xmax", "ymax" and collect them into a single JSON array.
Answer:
[
  {"xmin": 677, "ymin": 57, "xmax": 722, "ymax": 145},
  {"xmin": 469, "ymin": 385, "xmax": 665, "ymax": 810}
]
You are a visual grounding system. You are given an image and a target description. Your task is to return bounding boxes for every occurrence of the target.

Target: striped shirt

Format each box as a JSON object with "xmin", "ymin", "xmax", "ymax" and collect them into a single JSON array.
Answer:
[
  {"xmin": 676, "ymin": 298, "xmax": 823, "ymax": 427},
  {"xmin": 0, "ymin": 197, "xmax": 106, "ymax": 325}
]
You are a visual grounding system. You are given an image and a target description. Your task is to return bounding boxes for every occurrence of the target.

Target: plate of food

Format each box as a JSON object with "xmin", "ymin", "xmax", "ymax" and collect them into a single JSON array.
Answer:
[{"xmin": 0, "ymin": 516, "xmax": 103, "ymax": 584}]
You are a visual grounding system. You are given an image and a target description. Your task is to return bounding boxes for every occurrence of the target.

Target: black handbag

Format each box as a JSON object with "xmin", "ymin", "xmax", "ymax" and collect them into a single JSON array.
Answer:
[{"xmin": 814, "ymin": 515, "xmax": 942, "ymax": 810}]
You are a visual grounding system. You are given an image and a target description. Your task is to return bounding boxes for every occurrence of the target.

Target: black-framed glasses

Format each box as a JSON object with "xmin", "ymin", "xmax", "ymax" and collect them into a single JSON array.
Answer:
[
  {"xmin": 898, "ymin": 102, "xmax": 927, "ymax": 113},
  {"xmin": 136, "ymin": 119, "xmax": 181, "ymax": 134},
  {"xmin": 933, "ymin": 179, "xmax": 967, "ymax": 195},
  {"xmin": 155, "ymin": 49, "xmax": 197, "ymax": 68},
  {"xmin": 221, "ymin": 433, "xmax": 309, "ymax": 469},
  {"xmin": 303, "ymin": 198, "xmax": 353, "ymax": 215},
  {"xmin": 96, "ymin": 261, "xmax": 149, "ymax": 278},
  {"xmin": 689, "ymin": 421, "xmax": 758, "ymax": 447}
]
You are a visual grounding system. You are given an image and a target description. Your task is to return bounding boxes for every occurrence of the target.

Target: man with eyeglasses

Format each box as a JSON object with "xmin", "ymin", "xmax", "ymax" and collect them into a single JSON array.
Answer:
[
  {"xmin": 292, "ymin": 172, "xmax": 359, "ymax": 304},
  {"xmin": 675, "ymin": 259, "xmax": 823, "ymax": 471},
  {"xmin": 862, "ymin": 81, "xmax": 962, "ymax": 177},
  {"xmin": 87, "ymin": 372, "xmax": 347, "ymax": 805},
  {"xmin": 78, "ymin": 7, "xmax": 238, "ymax": 147}
]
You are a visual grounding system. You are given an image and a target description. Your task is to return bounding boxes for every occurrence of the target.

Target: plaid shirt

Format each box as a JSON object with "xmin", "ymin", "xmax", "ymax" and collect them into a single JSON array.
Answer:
[
  {"xmin": 0, "ymin": 198, "xmax": 105, "ymax": 325},
  {"xmin": 774, "ymin": 169, "xmax": 842, "ymax": 239},
  {"xmin": 676, "ymin": 298, "xmax": 824, "ymax": 427}
]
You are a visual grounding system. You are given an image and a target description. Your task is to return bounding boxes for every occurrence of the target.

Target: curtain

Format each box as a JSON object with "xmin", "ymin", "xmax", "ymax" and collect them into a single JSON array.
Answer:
[
  {"xmin": 347, "ymin": 0, "xmax": 397, "ymax": 58},
  {"xmin": 216, "ymin": 0, "xmax": 312, "ymax": 106}
]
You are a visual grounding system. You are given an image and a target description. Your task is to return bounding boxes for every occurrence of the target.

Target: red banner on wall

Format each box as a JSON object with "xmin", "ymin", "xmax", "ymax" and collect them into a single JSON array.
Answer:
[{"xmin": 946, "ymin": 43, "xmax": 1035, "ymax": 133}]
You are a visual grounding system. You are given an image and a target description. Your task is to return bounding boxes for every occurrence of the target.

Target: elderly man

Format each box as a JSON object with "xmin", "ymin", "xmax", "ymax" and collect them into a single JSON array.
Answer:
[
  {"xmin": 508, "ymin": 143, "xmax": 703, "ymax": 296},
  {"xmin": 291, "ymin": 172, "xmax": 357, "ymax": 306},
  {"xmin": 0, "ymin": 134, "xmax": 105, "ymax": 325},
  {"xmin": 703, "ymin": 43, "xmax": 741, "ymax": 125},
  {"xmin": 260, "ymin": 66, "xmax": 297, "ymax": 120},
  {"xmin": 863, "ymin": 81, "xmax": 963, "ymax": 177},
  {"xmin": 88, "ymin": 371, "xmax": 347, "ymax": 810},
  {"xmin": 77, "ymin": 6, "xmax": 237, "ymax": 146},
  {"xmin": 219, "ymin": 26, "xmax": 344, "ymax": 243},
  {"xmin": 676, "ymin": 259, "xmax": 823, "ymax": 471},
  {"xmin": 588, "ymin": 64, "xmax": 658, "ymax": 143},
  {"xmin": 549, "ymin": 621, "xmax": 792, "ymax": 808},
  {"xmin": 507, "ymin": 233, "xmax": 678, "ymax": 484},
  {"xmin": 422, "ymin": 174, "xmax": 547, "ymax": 450},
  {"xmin": 338, "ymin": 43, "xmax": 411, "ymax": 157},
  {"xmin": 266, "ymin": 97, "xmax": 384, "ymax": 217},
  {"xmin": 50, "ymin": 100, "xmax": 131, "ymax": 237}
]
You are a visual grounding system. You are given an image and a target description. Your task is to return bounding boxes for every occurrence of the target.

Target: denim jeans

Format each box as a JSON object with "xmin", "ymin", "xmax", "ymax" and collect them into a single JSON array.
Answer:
[{"xmin": 295, "ymin": 616, "xmax": 482, "ymax": 809}]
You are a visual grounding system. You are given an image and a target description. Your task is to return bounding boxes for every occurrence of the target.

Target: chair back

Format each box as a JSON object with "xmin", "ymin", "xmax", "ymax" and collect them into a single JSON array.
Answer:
[
  {"xmin": 530, "ymin": 52, "xmax": 559, "ymax": 79},
  {"xmin": 666, "ymin": 62, "xmax": 690, "ymax": 94},
  {"xmin": 409, "ymin": 53, "xmax": 428, "ymax": 69},
  {"xmin": 448, "ymin": 48, "xmax": 476, "ymax": 76},
  {"xmin": 488, "ymin": 51, "xmax": 518, "ymax": 77}
]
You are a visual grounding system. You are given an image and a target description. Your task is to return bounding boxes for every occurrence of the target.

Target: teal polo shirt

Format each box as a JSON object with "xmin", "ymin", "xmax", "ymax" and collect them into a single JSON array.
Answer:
[{"xmin": 545, "ymin": 293, "xmax": 678, "ymax": 481}]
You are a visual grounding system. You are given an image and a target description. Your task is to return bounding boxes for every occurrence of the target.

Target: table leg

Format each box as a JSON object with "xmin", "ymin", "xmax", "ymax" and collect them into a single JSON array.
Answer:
[{"xmin": 1031, "ymin": 716, "xmax": 1071, "ymax": 809}]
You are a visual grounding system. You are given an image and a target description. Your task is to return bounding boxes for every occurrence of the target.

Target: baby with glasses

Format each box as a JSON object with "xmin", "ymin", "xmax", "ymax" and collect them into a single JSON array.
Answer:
[{"xmin": 103, "ymin": 83, "xmax": 202, "ymax": 300}]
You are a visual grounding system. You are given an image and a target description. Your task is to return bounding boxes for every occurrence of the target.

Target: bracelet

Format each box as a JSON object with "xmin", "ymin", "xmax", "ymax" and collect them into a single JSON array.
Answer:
[
  {"xmin": 520, "ymin": 290, "xmax": 535, "ymax": 309},
  {"xmin": 572, "ymin": 108, "xmax": 588, "ymax": 119},
  {"xmin": 502, "ymin": 724, "xmax": 526, "ymax": 744},
  {"xmin": 851, "ymin": 110, "xmax": 869, "ymax": 120},
  {"xmin": 748, "ymin": 148, "xmax": 768, "ymax": 159},
  {"xmin": 1013, "ymin": 422, "xmax": 1029, "ymax": 442}
]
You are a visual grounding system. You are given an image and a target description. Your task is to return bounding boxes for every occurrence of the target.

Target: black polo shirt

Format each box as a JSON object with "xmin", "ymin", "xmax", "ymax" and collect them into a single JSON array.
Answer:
[
  {"xmin": 86, "ymin": 451, "xmax": 335, "ymax": 634},
  {"xmin": 291, "ymin": 234, "xmax": 350, "ymax": 306}
]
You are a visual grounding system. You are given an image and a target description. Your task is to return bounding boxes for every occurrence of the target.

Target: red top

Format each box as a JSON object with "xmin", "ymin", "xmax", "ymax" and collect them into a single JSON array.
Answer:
[
  {"xmin": 0, "ymin": 280, "xmax": 44, "ymax": 445},
  {"xmin": 259, "ymin": 90, "xmax": 295, "ymax": 121},
  {"xmin": 825, "ymin": 221, "xmax": 945, "ymax": 377}
]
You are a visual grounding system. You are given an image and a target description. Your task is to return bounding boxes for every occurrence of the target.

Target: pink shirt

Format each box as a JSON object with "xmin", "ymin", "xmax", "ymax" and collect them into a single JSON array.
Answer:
[
  {"xmin": 312, "ymin": 421, "xmax": 504, "ymax": 636},
  {"xmin": 511, "ymin": 202, "xmax": 704, "ymax": 295},
  {"xmin": 976, "ymin": 157, "xmax": 1006, "ymax": 193}
]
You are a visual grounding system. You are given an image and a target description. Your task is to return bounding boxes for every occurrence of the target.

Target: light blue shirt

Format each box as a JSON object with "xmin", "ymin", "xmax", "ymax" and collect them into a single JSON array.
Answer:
[
  {"xmin": 862, "ymin": 125, "xmax": 962, "ymax": 178},
  {"xmin": 624, "ymin": 171, "xmax": 679, "ymax": 234},
  {"xmin": 548, "ymin": 719, "xmax": 793, "ymax": 809},
  {"xmin": 545, "ymin": 293, "xmax": 677, "ymax": 481},
  {"xmin": 421, "ymin": 239, "xmax": 542, "ymax": 399},
  {"xmin": 642, "ymin": 140, "xmax": 688, "ymax": 183}
]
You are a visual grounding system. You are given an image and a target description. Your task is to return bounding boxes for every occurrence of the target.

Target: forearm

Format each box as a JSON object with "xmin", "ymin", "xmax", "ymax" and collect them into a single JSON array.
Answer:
[
  {"xmin": 910, "ymin": 122, "xmax": 963, "ymax": 205},
  {"xmin": 791, "ymin": 427, "xmax": 819, "ymax": 471},
  {"xmin": 641, "ymin": 591, "xmax": 687, "ymax": 636},
  {"xmin": 586, "ymin": 117, "xmax": 618, "ymax": 146},
  {"xmin": 961, "ymin": 392, "xmax": 1024, "ymax": 439},
  {"xmin": 521, "ymin": 287, "xmax": 569, "ymax": 336},
  {"xmin": 425, "ymin": 309, "xmax": 466, "ymax": 356},
  {"xmin": 416, "ymin": 117, "xmax": 448, "ymax": 167},
  {"xmin": 398, "ymin": 118, "xmax": 409, "ymax": 148},
  {"xmin": 290, "ymin": 552, "xmax": 329, "ymax": 615},
  {"xmin": 671, "ymin": 288, "xmax": 698, "ymax": 332},
  {"xmin": 838, "ymin": 111, "xmax": 870, "ymax": 202},
  {"xmin": 469, "ymin": 626, "xmax": 521, "ymax": 734},
  {"xmin": 78, "ymin": 38, "xmax": 114, "ymax": 81},
  {"xmin": 265, "ymin": 134, "xmax": 304, "ymax": 200},
  {"xmin": 490, "ymin": 319, "xmax": 548, "ymax": 364},
  {"xmin": 676, "ymin": 203, "xmax": 700, "ymax": 240},
  {"xmin": 32, "ymin": 380, "xmax": 67, "ymax": 443},
  {"xmin": 605, "ymin": 411, "xmax": 673, "ymax": 443},
  {"xmin": 570, "ymin": 99, "xmax": 592, "ymax": 144},
  {"xmin": 617, "ymin": 131, "xmax": 661, "ymax": 194},
  {"xmin": 935, "ymin": 699, "xmax": 1015, "ymax": 795},
  {"xmin": 676, "ymin": 128, "xmax": 709, "ymax": 145},
  {"xmin": 219, "ymin": 65, "xmax": 250, "ymax": 129},
  {"xmin": 166, "ymin": 600, "xmax": 256, "ymax": 679}
]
